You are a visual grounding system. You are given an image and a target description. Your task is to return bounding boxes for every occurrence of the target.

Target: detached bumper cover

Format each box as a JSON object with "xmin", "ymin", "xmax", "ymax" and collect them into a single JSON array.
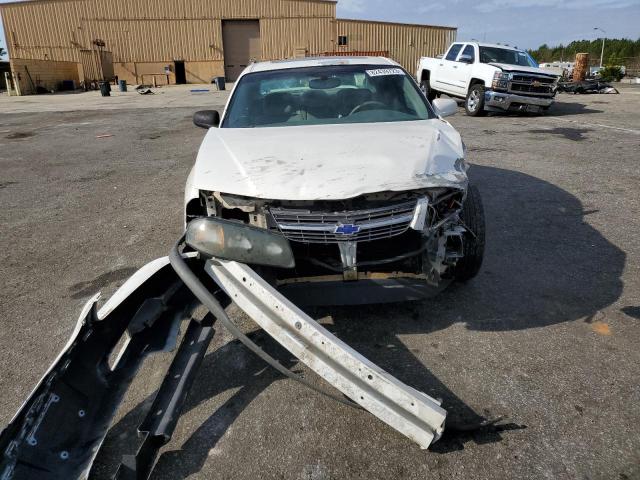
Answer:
[
  {"xmin": 485, "ymin": 90, "xmax": 554, "ymax": 111},
  {"xmin": 2, "ymin": 254, "xmax": 448, "ymax": 480},
  {"xmin": 0, "ymin": 256, "xmax": 209, "ymax": 480}
]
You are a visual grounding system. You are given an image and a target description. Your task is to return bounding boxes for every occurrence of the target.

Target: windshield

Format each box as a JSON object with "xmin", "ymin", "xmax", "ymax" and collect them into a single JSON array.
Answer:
[
  {"xmin": 479, "ymin": 47, "xmax": 538, "ymax": 68},
  {"xmin": 222, "ymin": 64, "xmax": 435, "ymax": 128}
]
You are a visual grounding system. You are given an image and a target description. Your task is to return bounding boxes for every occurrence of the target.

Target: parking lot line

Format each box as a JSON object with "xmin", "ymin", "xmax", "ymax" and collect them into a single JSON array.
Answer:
[{"xmin": 544, "ymin": 116, "xmax": 640, "ymax": 135}]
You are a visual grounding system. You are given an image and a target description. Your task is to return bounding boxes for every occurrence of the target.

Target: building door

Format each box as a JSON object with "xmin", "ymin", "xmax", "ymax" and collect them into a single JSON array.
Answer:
[
  {"xmin": 174, "ymin": 61, "xmax": 186, "ymax": 84},
  {"xmin": 222, "ymin": 20, "xmax": 261, "ymax": 82},
  {"xmin": 101, "ymin": 51, "xmax": 114, "ymax": 81},
  {"xmin": 79, "ymin": 50, "xmax": 114, "ymax": 85}
]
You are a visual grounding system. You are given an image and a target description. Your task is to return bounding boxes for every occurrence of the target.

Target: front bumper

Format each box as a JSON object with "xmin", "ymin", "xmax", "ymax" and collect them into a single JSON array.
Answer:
[{"xmin": 485, "ymin": 90, "xmax": 554, "ymax": 112}]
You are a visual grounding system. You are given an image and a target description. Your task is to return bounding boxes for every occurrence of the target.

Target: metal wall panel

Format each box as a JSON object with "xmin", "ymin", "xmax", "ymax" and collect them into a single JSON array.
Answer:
[
  {"xmin": 0, "ymin": 0, "xmax": 457, "ymax": 85},
  {"xmin": 0, "ymin": 0, "xmax": 336, "ymax": 62},
  {"xmin": 261, "ymin": 17, "xmax": 334, "ymax": 60},
  {"xmin": 335, "ymin": 19, "xmax": 456, "ymax": 72},
  {"xmin": 10, "ymin": 57, "xmax": 80, "ymax": 94}
]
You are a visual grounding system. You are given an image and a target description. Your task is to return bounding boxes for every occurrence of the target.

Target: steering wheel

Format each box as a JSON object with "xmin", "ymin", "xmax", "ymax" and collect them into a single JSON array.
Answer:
[{"xmin": 349, "ymin": 101, "xmax": 388, "ymax": 116}]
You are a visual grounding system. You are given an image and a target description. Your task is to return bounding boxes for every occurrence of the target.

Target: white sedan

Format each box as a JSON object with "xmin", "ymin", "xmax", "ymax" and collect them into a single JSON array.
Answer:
[{"xmin": 184, "ymin": 57, "xmax": 485, "ymax": 304}]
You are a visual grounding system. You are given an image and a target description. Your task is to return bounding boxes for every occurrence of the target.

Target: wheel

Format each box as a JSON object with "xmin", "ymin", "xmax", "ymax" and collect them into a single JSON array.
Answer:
[
  {"xmin": 454, "ymin": 184, "xmax": 485, "ymax": 282},
  {"xmin": 465, "ymin": 84, "xmax": 486, "ymax": 116},
  {"xmin": 420, "ymin": 79, "xmax": 436, "ymax": 102}
]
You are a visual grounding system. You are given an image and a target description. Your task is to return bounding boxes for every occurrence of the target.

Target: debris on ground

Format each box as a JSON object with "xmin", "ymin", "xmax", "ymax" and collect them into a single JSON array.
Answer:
[
  {"xmin": 135, "ymin": 84, "xmax": 155, "ymax": 95},
  {"xmin": 557, "ymin": 80, "xmax": 620, "ymax": 94}
]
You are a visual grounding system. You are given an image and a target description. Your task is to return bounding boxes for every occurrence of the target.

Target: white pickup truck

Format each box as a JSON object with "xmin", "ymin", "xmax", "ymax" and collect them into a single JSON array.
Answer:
[{"xmin": 417, "ymin": 42, "xmax": 559, "ymax": 116}]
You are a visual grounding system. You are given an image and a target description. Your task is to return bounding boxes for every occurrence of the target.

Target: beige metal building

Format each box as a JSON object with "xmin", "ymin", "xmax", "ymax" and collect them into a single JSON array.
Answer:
[{"xmin": 0, "ymin": 0, "xmax": 456, "ymax": 95}]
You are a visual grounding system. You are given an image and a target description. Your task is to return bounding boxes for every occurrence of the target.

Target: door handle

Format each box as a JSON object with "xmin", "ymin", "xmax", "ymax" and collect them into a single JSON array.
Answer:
[
  {"xmin": 453, "ymin": 65, "xmax": 458, "ymax": 69},
  {"xmin": 439, "ymin": 63, "xmax": 443, "ymax": 66}
]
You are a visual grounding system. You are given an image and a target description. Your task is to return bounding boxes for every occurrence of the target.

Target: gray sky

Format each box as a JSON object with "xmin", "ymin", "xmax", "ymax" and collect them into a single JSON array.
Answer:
[
  {"xmin": 1, "ymin": 0, "xmax": 639, "ymax": 59},
  {"xmin": 337, "ymin": 0, "xmax": 640, "ymax": 49}
]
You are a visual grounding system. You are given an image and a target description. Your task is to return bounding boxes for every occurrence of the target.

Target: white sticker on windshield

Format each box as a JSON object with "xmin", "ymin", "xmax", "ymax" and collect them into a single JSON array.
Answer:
[{"xmin": 365, "ymin": 68, "xmax": 405, "ymax": 77}]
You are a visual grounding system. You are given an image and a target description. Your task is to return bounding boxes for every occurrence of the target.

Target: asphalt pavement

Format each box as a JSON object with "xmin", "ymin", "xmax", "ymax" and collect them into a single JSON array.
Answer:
[{"xmin": 1, "ymin": 85, "xmax": 639, "ymax": 479}]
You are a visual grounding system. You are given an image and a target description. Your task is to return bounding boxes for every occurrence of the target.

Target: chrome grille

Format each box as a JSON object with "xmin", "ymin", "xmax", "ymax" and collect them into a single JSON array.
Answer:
[
  {"xmin": 270, "ymin": 200, "xmax": 417, "ymax": 244},
  {"xmin": 508, "ymin": 73, "xmax": 556, "ymax": 97},
  {"xmin": 511, "ymin": 74, "xmax": 555, "ymax": 84}
]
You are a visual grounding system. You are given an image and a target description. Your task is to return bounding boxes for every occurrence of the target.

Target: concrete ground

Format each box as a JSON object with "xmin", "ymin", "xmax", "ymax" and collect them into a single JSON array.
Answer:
[{"xmin": 1, "ymin": 84, "xmax": 639, "ymax": 480}]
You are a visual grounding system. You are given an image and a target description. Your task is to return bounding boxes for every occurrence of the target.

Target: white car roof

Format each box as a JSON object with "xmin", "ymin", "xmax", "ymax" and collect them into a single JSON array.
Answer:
[{"xmin": 242, "ymin": 56, "xmax": 400, "ymax": 76}]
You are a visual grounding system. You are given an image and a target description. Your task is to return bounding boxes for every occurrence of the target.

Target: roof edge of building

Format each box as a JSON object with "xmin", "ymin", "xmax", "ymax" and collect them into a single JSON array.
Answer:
[
  {"xmin": 0, "ymin": 0, "xmax": 337, "ymax": 8},
  {"xmin": 337, "ymin": 17, "xmax": 457, "ymax": 31}
]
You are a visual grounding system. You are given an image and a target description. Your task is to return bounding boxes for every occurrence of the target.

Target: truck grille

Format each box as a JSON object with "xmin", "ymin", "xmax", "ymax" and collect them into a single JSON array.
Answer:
[
  {"xmin": 269, "ymin": 201, "xmax": 417, "ymax": 244},
  {"xmin": 509, "ymin": 74, "xmax": 556, "ymax": 96}
]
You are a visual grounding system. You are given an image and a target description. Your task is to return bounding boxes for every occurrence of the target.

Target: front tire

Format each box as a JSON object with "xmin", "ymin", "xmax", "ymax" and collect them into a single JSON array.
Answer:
[
  {"xmin": 454, "ymin": 184, "xmax": 485, "ymax": 282},
  {"xmin": 465, "ymin": 84, "xmax": 486, "ymax": 116},
  {"xmin": 421, "ymin": 79, "xmax": 437, "ymax": 102}
]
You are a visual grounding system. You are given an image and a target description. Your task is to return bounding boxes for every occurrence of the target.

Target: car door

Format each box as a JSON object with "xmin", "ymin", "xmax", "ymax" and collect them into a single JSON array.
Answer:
[
  {"xmin": 449, "ymin": 44, "xmax": 476, "ymax": 96},
  {"xmin": 433, "ymin": 43, "xmax": 464, "ymax": 94}
]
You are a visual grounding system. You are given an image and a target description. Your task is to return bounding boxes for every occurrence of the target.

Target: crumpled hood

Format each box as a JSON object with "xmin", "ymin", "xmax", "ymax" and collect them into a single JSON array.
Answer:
[
  {"xmin": 490, "ymin": 62, "xmax": 558, "ymax": 77},
  {"xmin": 191, "ymin": 120, "xmax": 467, "ymax": 201}
]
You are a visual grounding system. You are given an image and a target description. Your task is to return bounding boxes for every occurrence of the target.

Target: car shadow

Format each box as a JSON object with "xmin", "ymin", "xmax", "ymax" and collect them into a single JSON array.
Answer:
[
  {"xmin": 439, "ymin": 93, "xmax": 603, "ymax": 117},
  {"xmin": 91, "ymin": 165, "xmax": 625, "ymax": 478},
  {"xmin": 544, "ymin": 99, "xmax": 603, "ymax": 116}
]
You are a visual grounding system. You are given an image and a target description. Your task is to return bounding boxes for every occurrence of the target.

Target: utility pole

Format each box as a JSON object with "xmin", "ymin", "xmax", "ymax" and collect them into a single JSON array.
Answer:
[{"xmin": 594, "ymin": 27, "xmax": 606, "ymax": 68}]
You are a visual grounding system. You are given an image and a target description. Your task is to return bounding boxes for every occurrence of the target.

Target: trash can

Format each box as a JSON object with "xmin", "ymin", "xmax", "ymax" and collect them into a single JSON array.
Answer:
[
  {"xmin": 99, "ymin": 81, "xmax": 111, "ymax": 97},
  {"xmin": 213, "ymin": 76, "xmax": 226, "ymax": 91},
  {"xmin": 118, "ymin": 80, "xmax": 127, "ymax": 92}
]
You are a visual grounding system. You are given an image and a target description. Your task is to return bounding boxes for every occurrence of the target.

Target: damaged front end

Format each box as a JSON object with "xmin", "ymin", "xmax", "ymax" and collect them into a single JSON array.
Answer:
[
  {"xmin": 1, "ymin": 219, "xmax": 451, "ymax": 480},
  {"xmin": 187, "ymin": 182, "xmax": 480, "ymax": 305}
]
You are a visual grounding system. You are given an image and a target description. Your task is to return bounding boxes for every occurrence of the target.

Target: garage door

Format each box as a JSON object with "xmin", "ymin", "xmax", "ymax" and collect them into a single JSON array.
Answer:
[{"xmin": 222, "ymin": 20, "xmax": 261, "ymax": 82}]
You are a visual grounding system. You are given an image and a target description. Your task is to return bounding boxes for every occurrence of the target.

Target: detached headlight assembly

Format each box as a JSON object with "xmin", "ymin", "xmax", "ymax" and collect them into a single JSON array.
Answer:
[
  {"xmin": 186, "ymin": 217, "xmax": 295, "ymax": 268},
  {"xmin": 492, "ymin": 71, "xmax": 510, "ymax": 91}
]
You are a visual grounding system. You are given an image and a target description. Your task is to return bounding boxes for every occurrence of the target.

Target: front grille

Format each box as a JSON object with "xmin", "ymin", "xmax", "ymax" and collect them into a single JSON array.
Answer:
[
  {"xmin": 270, "ymin": 200, "xmax": 417, "ymax": 244},
  {"xmin": 510, "ymin": 82, "xmax": 554, "ymax": 95},
  {"xmin": 508, "ymin": 73, "xmax": 556, "ymax": 96},
  {"xmin": 511, "ymin": 74, "xmax": 555, "ymax": 84}
]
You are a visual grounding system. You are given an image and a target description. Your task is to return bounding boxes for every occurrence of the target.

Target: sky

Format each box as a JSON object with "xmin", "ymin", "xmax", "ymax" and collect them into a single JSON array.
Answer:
[
  {"xmin": 336, "ymin": 0, "xmax": 640, "ymax": 49},
  {"xmin": 1, "ymin": 0, "xmax": 639, "ymax": 59}
]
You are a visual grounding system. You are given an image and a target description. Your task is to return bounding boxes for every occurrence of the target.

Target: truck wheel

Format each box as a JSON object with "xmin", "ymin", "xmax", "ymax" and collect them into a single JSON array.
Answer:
[
  {"xmin": 421, "ymin": 80, "xmax": 436, "ymax": 102},
  {"xmin": 465, "ymin": 84, "xmax": 486, "ymax": 116},
  {"xmin": 454, "ymin": 184, "xmax": 485, "ymax": 282}
]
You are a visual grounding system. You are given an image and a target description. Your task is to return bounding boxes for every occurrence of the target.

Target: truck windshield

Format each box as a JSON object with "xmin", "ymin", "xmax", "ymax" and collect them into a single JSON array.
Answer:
[
  {"xmin": 222, "ymin": 64, "xmax": 435, "ymax": 128},
  {"xmin": 479, "ymin": 47, "xmax": 538, "ymax": 68}
]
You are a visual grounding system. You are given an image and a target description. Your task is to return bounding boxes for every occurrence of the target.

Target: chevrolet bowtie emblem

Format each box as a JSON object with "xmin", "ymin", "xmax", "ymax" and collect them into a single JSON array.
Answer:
[{"xmin": 334, "ymin": 224, "xmax": 361, "ymax": 235}]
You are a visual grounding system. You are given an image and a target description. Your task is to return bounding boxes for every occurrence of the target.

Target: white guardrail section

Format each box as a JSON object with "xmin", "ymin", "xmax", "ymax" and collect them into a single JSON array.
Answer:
[{"xmin": 206, "ymin": 259, "xmax": 447, "ymax": 449}]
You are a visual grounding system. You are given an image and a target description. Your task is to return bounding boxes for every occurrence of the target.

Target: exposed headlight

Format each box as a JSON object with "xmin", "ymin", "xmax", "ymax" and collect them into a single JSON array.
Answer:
[
  {"xmin": 186, "ymin": 217, "xmax": 295, "ymax": 268},
  {"xmin": 492, "ymin": 72, "xmax": 510, "ymax": 91}
]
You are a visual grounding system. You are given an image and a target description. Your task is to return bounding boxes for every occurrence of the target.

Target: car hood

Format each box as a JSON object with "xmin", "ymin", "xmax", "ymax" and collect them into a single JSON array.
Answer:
[
  {"xmin": 490, "ymin": 62, "xmax": 558, "ymax": 77},
  {"xmin": 191, "ymin": 120, "xmax": 467, "ymax": 201}
]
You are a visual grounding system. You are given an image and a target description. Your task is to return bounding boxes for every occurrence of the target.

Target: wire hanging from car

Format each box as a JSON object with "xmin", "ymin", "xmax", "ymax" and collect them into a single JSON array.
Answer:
[{"xmin": 169, "ymin": 239, "xmax": 363, "ymax": 410}]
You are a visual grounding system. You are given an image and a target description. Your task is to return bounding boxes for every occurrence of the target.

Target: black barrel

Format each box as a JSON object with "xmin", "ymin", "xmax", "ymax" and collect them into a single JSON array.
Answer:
[
  {"xmin": 118, "ymin": 80, "xmax": 127, "ymax": 92},
  {"xmin": 99, "ymin": 81, "xmax": 111, "ymax": 97},
  {"xmin": 214, "ymin": 76, "xmax": 226, "ymax": 91}
]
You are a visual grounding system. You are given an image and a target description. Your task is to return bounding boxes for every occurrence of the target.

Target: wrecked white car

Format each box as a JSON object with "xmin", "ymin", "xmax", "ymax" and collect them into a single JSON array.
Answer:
[
  {"xmin": 1, "ymin": 59, "xmax": 487, "ymax": 479},
  {"xmin": 185, "ymin": 57, "xmax": 485, "ymax": 304}
]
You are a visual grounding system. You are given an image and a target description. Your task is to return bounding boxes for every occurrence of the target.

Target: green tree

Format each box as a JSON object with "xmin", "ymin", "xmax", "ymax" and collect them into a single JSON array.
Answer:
[
  {"xmin": 0, "ymin": 45, "xmax": 6, "ymax": 58},
  {"xmin": 528, "ymin": 38, "xmax": 640, "ymax": 65}
]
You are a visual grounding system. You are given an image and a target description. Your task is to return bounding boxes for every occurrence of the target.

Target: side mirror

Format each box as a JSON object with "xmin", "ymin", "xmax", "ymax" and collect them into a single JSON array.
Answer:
[
  {"xmin": 432, "ymin": 98, "xmax": 458, "ymax": 118},
  {"xmin": 459, "ymin": 55, "xmax": 474, "ymax": 64},
  {"xmin": 193, "ymin": 110, "xmax": 220, "ymax": 129},
  {"xmin": 436, "ymin": 54, "xmax": 444, "ymax": 59}
]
